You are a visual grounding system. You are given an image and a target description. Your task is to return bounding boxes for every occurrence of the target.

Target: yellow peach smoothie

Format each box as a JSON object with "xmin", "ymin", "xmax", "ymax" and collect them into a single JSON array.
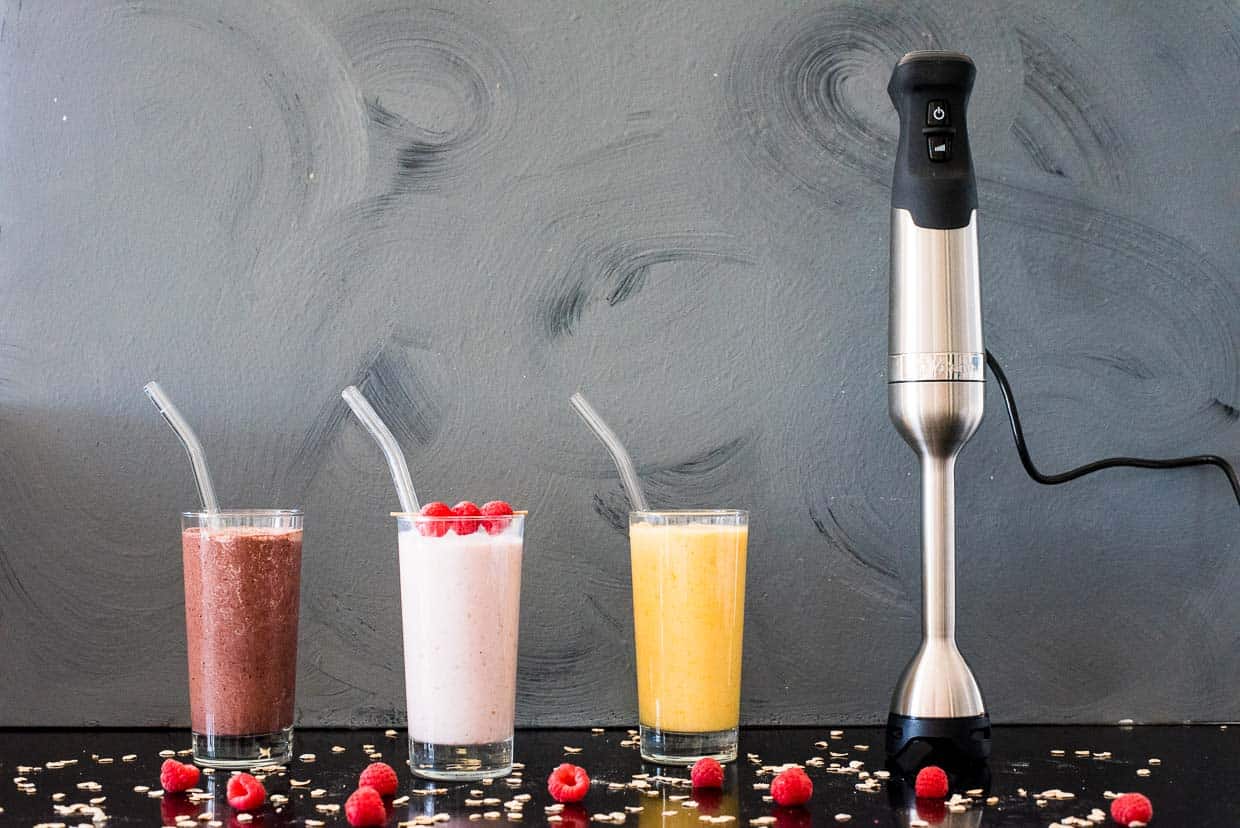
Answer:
[{"xmin": 629, "ymin": 512, "xmax": 748, "ymax": 745}]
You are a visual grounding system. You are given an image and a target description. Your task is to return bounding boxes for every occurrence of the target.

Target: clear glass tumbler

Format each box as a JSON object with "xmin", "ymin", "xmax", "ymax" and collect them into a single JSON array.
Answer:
[
  {"xmin": 396, "ymin": 510, "xmax": 525, "ymax": 780},
  {"xmin": 181, "ymin": 509, "xmax": 303, "ymax": 767},
  {"xmin": 629, "ymin": 509, "xmax": 748, "ymax": 764}
]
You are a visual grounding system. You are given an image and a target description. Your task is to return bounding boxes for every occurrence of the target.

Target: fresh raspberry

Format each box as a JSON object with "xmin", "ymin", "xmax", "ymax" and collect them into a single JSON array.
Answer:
[
  {"xmin": 914, "ymin": 765, "xmax": 949, "ymax": 799},
  {"xmin": 358, "ymin": 761, "xmax": 399, "ymax": 796},
  {"xmin": 417, "ymin": 501, "xmax": 454, "ymax": 537},
  {"xmin": 480, "ymin": 500, "xmax": 515, "ymax": 535},
  {"xmin": 345, "ymin": 786, "xmax": 387, "ymax": 827},
  {"xmin": 226, "ymin": 772, "xmax": 266, "ymax": 811},
  {"xmin": 690, "ymin": 757, "xmax": 724, "ymax": 788},
  {"xmin": 1111, "ymin": 792, "xmax": 1153, "ymax": 826},
  {"xmin": 770, "ymin": 766, "xmax": 813, "ymax": 807},
  {"xmin": 452, "ymin": 500, "xmax": 483, "ymax": 535},
  {"xmin": 547, "ymin": 763, "xmax": 591, "ymax": 803},
  {"xmin": 159, "ymin": 758, "xmax": 200, "ymax": 793}
]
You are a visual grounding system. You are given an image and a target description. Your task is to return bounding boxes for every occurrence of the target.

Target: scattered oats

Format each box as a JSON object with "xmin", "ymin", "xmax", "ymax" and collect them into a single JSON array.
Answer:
[
  {"xmin": 306, "ymin": 822, "xmax": 326, "ymax": 827},
  {"xmin": 393, "ymin": 795, "xmax": 410, "ymax": 806},
  {"xmin": 290, "ymin": 779, "xmax": 311, "ymax": 787},
  {"xmin": 965, "ymin": 788, "xmax": 983, "ymax": 796},
  {"xmin": 1051, "ymin": 749, "xmax": 1066, "ymax": 757},
  {"xmin": 314, "ymin": 804, "xmax": 341, "ymax": 814},
  {"xmin": 1074, "ymin": 750, "xmax": 1091, "ymax": 757},
  {"xmin": 1136, "ymin": 768, "xmax": 1151, "ymax": 777},
  {"xmin": 1148, "ymin": 758, "xmax": 1161, "ymax": 766},
  {"xmin": 148, "ymin": 790, "xmax": 165, "ymax": 798},
  {"xmin": 563, "ymin": 747, "xmax": 583, "ymax": 754},
  {"xmin": 547, "ymin": 818, "xmax": 561, "ymax": 824},
  {"xmin": 752, "ymin": 783, "xmax": 769, "ymax": 790},
  {"xmin": 682, "ymin": 800, "xmax": 699, "ymax": 809},
  {"xmin": 235, "ymin": 815, "xmax": 252, "ymax": 824},
  {"xmin": 986, "ymin": 796, "xmax": 999, "ymax": 806},
  {"xmin": 545, "ymin": 804, "xmax": 565, "ymax": 814},
  {"xmin": 1039, "ymin": 790, "xmax": 1075, "ymax": 801},
  {"xmin": 331, "ymin": 746, "xmax": 346, "ymax": 754},
  {"xmin": 507, "ymin": 814, "xmax": 523, "ymax": 821},
  {"xmin": 53, "ymin": 793, "xmax": 67, "ymax": 802},
  {"xmin": 834, "ymin": 816, "xmax": 852, "ymax": 823},
  {"xmin": 624, "ymin": 806, "xmax": 642, "ymax": 814},
  {"xmin": 177, "ymin": 749, "xmax": 192, "ymax": 757},
  {"xmin": 89, "ymin": 797, "xmax": 106, "ymax": 805},
  {"xmin": 299, "ymin": 753, "xmax": 316, "ymax": 762},
  {"xmin": 874, "ymin": 770, "xmax": 891, "ymax": 780},
  {"xmin": 911, "ymin": 820, "xmax": 928, "ymax": 827},
  {"xmin": 1104, "ymin": 791, "xmax": 1119, "ymax": 800},
  {"xmin": 159, "ymin": 750, "xmax": 176, "ymax": 758},
  {"xmin": 512, "ymin": 763, "xmax": 525, "ymax": 771},
  {"xmin": 97, "ymin": 758, "xmax": 114, "ymax": 765},
  {"xmin": 852, "ymin": 744, "xmax": 869, "ymax": 751},
  {"xmin": 363, "ymin": 744, "xmax": 375, "ymax": 751},
  {"xmin": 668, "ymin": 795, "xmax": 688, "ymax": 802},
  {"xmin": 749, "ymin": 819, "xmax": 777, "ymax": 827},
  {"xmin": 465, "ymin": 799, "xmax": 485, "ymax": 807},
  {"xmin": 591, "ymin": 728, "xmax": 606, "ymax": 734},
  {"xmin": 484, "ymin": 812, "xmax": 502, "ymax": 821},
  {"xmin": 948, "ymin": 804, "xmax": 967, "ymax": 813},
  {"xmin": 310, "ymin": 788, "xmax": 327, "ymax": 798},
  {"xmin": 483, "ymin": 797, "xmax": 502, "ymax": 806},
  {"xmin": 134, "ymin": 786, "xmax": 150, "ymax": 793},
  {"xmin": 1017, "ymin": 788, "xmax": 1027, "ymax": 797},
  {"xmin": 385, "ymin": 729, "xmax": 399, "ymax": 738},
  {"xmin": 1118, "ymin": 719, "xmax": 1134, "ymax": 726}
]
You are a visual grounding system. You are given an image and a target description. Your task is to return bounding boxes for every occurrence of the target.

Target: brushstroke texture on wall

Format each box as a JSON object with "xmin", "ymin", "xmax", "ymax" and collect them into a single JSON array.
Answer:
[{"xmin": 0, "ymin": 0, "xmax": 1236, "ymax": 726}]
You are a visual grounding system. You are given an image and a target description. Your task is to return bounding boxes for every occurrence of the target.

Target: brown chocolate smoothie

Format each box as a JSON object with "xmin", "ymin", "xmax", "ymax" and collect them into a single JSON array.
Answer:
[{"xmin": 182, "ymin": 526, "xmax": 302, "ymax": 735}]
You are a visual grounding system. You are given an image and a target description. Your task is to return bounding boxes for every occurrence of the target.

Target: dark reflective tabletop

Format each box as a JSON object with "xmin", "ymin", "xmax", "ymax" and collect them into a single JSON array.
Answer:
[{"xmin": 0, "ymin": 726, "xmax": 1231, "ymax": 826}]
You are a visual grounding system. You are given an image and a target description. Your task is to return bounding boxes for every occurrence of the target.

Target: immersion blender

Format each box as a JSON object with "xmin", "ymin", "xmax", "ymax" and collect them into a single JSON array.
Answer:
[{"xmin": 885, "ymin": 51, "xmax": 991, "ymax": 766}]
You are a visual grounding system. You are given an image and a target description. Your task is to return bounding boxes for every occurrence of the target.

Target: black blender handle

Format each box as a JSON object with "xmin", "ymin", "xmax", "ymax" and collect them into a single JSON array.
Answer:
[{"xmin": 888, "ymin": 51, "xmax": 977, "ymax": 230}]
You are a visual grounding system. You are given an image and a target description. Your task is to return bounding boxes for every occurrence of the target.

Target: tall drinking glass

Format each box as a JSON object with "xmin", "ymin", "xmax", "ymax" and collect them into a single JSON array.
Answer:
[
  {"xmin": 181, "ymin": 509, "xmax": 303, "ymax": 767},
  {"xmin": 629, "ymin": 509, "xmax": 748, "ymax": 764},
  {"xmin": 396, "ymin": 510, "xmax": 525, "ymax": 780}
]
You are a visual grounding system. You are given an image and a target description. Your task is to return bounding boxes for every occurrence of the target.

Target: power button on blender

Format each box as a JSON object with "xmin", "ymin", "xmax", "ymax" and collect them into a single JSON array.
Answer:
[{"xmin": 927, "ymin": 100, "xmax": 949, "ymax": 126}]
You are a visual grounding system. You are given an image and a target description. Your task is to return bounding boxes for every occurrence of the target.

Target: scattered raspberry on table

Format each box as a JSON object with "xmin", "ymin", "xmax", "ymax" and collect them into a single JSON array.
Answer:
[
  {"xmin": 770, "ymin": 766, "xmax": 813, "ymax": 806},
  {"xmin": 225, "ymin": 772, "xmax": 266, "ymax": 811},
  {"xmin": 1111, "ymin": 792, "xmax": 1153, "ymax": 826},
  {"xmin": 547, "ymin": 763, "xmax": 591, "ymax": 803},
  {"xmin": 158, "ymin": 758, "xmax": 199, "ymax": 793},
  {"xmin": 358, "ymin": 761, "xmax": 399, "ymax": 796},
  {"xmin": 691, "ymin": 756, "xmax": 724, "ymax": 788},
  {"xmin": 914, "ymin": 765, "xmax": 950, "ymax": 799},
  {"xmin": 345, "ymin": 785, "xmax": 387, "ymax": 827}
]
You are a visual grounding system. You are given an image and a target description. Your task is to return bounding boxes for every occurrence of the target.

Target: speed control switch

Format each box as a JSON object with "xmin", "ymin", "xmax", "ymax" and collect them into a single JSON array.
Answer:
[{"xmin": 927, "ymin": 135, "xmax": 951, "ymax": 162}]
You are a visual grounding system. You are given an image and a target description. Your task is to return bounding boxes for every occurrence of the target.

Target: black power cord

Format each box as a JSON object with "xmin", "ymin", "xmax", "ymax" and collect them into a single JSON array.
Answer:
[{"xmin": 985, "ymin": 350, "xmax": 1240, "ymax": 511}]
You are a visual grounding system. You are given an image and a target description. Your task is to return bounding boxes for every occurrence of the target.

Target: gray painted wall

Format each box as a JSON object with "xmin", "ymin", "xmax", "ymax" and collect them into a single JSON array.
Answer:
[{"xmin": 1, "ymin": 0, "xmax": 1237, "ymax": 727}]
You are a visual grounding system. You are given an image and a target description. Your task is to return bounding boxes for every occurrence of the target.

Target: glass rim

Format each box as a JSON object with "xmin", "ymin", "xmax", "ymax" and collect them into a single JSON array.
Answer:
[
  {"xmin": 630, "ymin": 509, "xmax": 747, "ymax": 518},
  {"xmin": 181, "ymin": 508, "xmax": 304, "ymax": 518}
]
